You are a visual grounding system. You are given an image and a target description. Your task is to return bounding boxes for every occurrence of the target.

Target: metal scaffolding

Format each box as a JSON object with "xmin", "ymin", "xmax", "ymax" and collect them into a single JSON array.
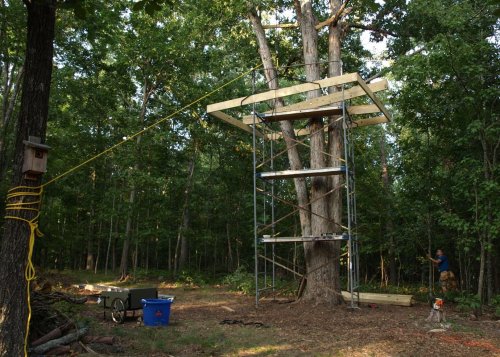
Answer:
[
  {"xmin": 206, "ymin": 68, "xmax": 390, "ymax": 309},
  {"xmin": 252, "ymin": 81, "xmax": 360, "ymax": 308}
]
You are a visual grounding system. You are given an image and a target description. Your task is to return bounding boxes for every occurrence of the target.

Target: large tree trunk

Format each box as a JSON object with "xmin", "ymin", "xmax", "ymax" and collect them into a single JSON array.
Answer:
[
  {"xmin": 0, "ymin": 1, "xmax": 56, "ymax": 356},
  {"xmin": 299, "ymin": 0, "xmax": 341, "ymax": 304}
]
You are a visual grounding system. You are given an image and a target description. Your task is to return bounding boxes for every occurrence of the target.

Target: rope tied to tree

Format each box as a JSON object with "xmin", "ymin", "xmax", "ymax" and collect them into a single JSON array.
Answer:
[
  {"xmin": 4, "ymin": 185, "xmax": 44, "ymax": 357},
  {"xmin": 3, "ymin": 63, "xmax": 262, "ymax": 356}
]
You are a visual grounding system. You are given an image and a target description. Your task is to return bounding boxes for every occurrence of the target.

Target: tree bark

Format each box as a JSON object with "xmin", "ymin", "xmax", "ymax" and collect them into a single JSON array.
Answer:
[
  {"xmin": 299, "ymin": 0, "xmax": 341, "ymax": 304},
  {"xmin": 0, "ymin": 1, "xmax": 56, "ymax": 356},
  {"xmin": 247, "ymin": 9, "xmax": 311, "ymax": 236}
]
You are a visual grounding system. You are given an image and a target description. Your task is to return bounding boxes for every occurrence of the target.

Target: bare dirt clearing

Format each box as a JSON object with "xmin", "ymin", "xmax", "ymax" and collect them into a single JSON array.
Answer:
[{"xmin": 70, "ymin": 284, "xmax": 500, "ymax": 356}]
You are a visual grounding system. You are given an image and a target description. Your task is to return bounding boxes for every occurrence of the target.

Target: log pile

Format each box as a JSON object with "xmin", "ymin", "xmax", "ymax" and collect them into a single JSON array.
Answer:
[{"xmin": 29, "ymin": 278, "xmax": 119, "ymax": 355}]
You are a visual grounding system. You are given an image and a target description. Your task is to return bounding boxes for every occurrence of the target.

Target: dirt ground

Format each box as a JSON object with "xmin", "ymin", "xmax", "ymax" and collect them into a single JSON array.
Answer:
[{"xmin": 68, "ymin": 284, "xmax": 500, "ymax": 357}]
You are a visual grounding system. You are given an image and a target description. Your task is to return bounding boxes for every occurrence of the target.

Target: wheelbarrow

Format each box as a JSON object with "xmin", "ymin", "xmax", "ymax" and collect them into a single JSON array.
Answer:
[{"xmin": 98, "ymin": 287, "xmax": 158, "ymax": 323}]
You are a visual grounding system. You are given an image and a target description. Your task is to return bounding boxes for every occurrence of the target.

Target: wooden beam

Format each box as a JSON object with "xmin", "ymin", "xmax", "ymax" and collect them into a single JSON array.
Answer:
[
  {"xmin": 206, "ymin": 72, "xmax": 358, "ymax": 113},
  {"xmin": 260, "ymin": 234, "xmax": 347, "ymax": 243},
  {"xmin": 209, "ymin": 111, "xmax": 264, "ymax": 138},
  {"xmin": 258, "ymin": 167, "xmax": 346, "ymax": 179},
  {"xmin": 241, "ymin": 80, "xmax": 388, "ymax": 124},
  {"xmin": 255, "ymin": 106, "xmax": 342, "ymax": 122},
  {"xmin": 347, "ymin": 104, "xmax": 380, "ymax": 115},
  {"xmin": 351, "ymin": 115, "xmax": 388, "ymax": 128},
  {"xmin": 341, "ymin": 291, "xmax": 414, "ymax": 307},
  {"xmin": 356, "ymin": 74, "xmax": 392, "ymax": 121}
]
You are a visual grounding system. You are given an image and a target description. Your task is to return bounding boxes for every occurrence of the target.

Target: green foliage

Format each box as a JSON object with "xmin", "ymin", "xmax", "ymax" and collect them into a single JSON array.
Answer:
[
  {"xmin": 222, "ymin": 266, "xmax": 255, "ymax": 294},
  {"xmin": 456, "ymin": 293, "xmax": 482, "ymax": 313},
  {"xmin": 177, "ymin": 270, "xmax": 207, "ymax": 287},
  {"xmin": 490, "ymin": 295, "xmax": 500, "ymax": 317}
]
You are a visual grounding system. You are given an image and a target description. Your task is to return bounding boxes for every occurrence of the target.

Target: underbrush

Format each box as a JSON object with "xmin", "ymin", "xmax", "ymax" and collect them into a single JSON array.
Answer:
[{"xmin": 222, "ymin": 266, "xmax": 299, "ymax": 296}]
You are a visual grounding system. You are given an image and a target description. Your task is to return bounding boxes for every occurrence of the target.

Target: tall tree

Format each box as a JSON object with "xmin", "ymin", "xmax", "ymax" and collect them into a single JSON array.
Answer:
[
  {"xmin": 0, "ymin": 1, "xmax": 56, "ymax": 355},
  {"xmin": 247, "ymin": 0, "xmax": 390, "ymax": 304}
]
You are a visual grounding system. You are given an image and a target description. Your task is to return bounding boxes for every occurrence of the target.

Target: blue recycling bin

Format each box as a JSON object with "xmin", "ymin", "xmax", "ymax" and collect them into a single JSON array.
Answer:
[{"xmin": 141, "ymin": 298, "xmax": 173, "ymax": 326}]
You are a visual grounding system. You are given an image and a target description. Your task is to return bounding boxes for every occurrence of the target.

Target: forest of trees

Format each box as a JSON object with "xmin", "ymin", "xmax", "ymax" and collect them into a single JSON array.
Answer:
[{"xmin": 0, "ymin": 0, "xmax": 498, "ymax": 303}]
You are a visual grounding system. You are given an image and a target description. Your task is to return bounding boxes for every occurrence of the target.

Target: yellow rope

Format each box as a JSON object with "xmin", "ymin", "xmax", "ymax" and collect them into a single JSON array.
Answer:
[
  {"xmin": 4, "ymin": 186, "xmax": 43, "ymax": 357},
  {"xmin": 3, "ymin": 64, "xmax": 261, "ymax": 355},
  {"xmin": 41, "ymin": 63, "xmax": 262, "ymax": 188}
]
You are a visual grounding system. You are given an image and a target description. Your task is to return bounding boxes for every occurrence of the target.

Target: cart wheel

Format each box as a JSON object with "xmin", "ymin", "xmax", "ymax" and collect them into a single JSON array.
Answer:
[{"xmin": 111, "ymin": 298, "xmax": 126, "ymax": 324}]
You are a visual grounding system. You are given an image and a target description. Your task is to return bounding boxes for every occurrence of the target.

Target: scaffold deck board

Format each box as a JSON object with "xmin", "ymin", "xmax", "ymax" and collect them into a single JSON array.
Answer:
[
  {"xmin": 257, "ymin": 167, "xmax": 346, "ymax": 179},
  {"xmin": 260, "ymin": 235, "xmax": 348, "ymax": 243},
  {"xmin": 256, "ymin": 106, "xmax": 342, "ymax": 122},
  {"xmin": 240, "ymin": 80, "xmax": 388, "ymax": 124}
]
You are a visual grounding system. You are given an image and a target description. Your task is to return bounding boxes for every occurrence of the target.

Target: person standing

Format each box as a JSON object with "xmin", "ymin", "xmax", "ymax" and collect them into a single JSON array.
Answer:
[{"xmin": 428, "ymin": 249, "xmax": 455, "ymax": 292}]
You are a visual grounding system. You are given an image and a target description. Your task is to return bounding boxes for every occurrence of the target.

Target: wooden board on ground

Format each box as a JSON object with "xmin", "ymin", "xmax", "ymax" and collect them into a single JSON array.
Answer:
[{"xmin": 341, "ymin": 291, "xmax": 414, "ymax": 307}]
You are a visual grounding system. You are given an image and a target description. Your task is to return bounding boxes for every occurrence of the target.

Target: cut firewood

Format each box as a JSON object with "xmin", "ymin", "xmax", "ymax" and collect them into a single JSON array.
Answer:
[
  {"xmin": 44, "ymin": 345, "xmax": 71, "ymax": 356},
  {"xmin": 31, "ymin": 327, "xmax": 89, "ymax": 355},
  {"xmin": 31, "ymin": 322, "xmax": 73, "ymax": 347},
  {"xmin": 220, "ymin": 306, "xmax": 235, "ymax": 312}
]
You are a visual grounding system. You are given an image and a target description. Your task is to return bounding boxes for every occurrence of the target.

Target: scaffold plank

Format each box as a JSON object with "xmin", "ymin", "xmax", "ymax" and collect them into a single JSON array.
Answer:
[
  {"xmin": 257, "ymin": 167, "xmax": 346, "ymax": 179},
  {"xmin": 255, "ymin": 106, "xmax": 342, "ymax": 122},
  {"xmin": 260, "ymin": 234, "xmax": 348, "ymax": 243},
  {"xmin": 351, "ymin": 115, "xmax": 388, "ymax": 127},
  {"xmin": 241, "ymin": 80, "xmax": 388, "ymax": 124}
]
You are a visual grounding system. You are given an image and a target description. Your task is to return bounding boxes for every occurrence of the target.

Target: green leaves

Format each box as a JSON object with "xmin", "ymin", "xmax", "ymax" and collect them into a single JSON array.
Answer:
[{"xmin": 132, "ymin": 0, "xmax": 173, "ymax": 15}]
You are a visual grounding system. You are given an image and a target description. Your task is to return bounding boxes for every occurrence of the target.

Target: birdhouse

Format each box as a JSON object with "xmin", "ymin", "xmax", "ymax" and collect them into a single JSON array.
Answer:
[{"xmin": 22, "ymin": 136, "xmax": 51, "ymax": 176}]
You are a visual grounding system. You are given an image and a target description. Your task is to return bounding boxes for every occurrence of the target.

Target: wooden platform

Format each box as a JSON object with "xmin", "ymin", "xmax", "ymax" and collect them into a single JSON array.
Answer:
[
  {"xmin": 206, "ymin": 73, "xmax": 391, "ymax": 139},
  {"xmin": 257, "ymin": 167, "xmax": 346, "ymax": 179},
  {"xmin": 260, "ymin": 234, "xmax": 348, "ymax": 243}
]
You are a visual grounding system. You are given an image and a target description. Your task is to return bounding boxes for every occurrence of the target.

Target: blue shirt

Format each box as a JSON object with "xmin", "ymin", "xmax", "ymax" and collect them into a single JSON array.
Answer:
[{"xmin": 437, "ymin": 255, "xmax": 449, "ymax": 272}]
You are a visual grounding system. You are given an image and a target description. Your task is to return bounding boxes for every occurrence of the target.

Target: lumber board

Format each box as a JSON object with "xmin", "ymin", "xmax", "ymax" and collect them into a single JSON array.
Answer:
[
  {"xmin": 341, "ymin": 291, "xmax": 414, "ymax": 307},
  {"xmin": 206, "ymin": 72, "xmax": 358, "ymax": 113},
  {"xmin": 351, "ymin": 115, "xmax": 388, "ymax": 127},
  {"xmin": 356, "ymin": 74, "xmax": 392, "ymax": 122},
  {"xmin": 264, "ymin": 114, "xmax": 388, "ymax": 140},
  {"xmin": 210, "ymin": 110, "xmax": 264, "ymax": 138},
  {"xmin": 258, "ymin": 167, "xmax": 346, "ymax": 179},
  {"xmin": 255, "ymin": 106, "xmax": 342, "ymax": 122},
  {"xmin": 260, "ymin": 235, "xmax": 347, "ymax": 243},
  {"xmin": 347, "ymin": 104, "xmax": 380, "ymax": 115},
  {"xmin": 241, "ymin": 80, "xmax": 388, "ymax": 124}
]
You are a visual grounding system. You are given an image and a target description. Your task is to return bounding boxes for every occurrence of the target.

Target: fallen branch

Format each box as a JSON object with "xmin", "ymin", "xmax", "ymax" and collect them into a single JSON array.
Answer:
[
  {"xmin": 31, "ymin": 327, "xmax": 89, "ymax": 355},
  {"xmin": 44, "ymin": 345, "xmax": 71, "ymax": 356}
]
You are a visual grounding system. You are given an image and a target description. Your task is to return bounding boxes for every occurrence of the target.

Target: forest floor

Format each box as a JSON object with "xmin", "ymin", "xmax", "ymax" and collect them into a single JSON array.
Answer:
[{"xmin": 46, "ymin": 273, "xmax": 500, "ymax": 356}]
